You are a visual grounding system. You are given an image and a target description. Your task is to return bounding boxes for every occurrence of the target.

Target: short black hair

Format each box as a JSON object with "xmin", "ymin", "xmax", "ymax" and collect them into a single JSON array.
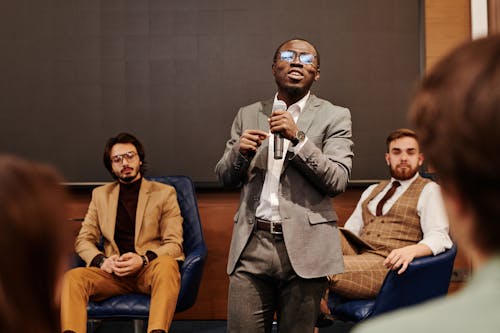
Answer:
[
  {"xmin": 272, "ymin": 38, "xmax": 320, "ymax": 69},
  {"xmin": 103, "ymin": 132, "xmax": 146, "ymax": 179}
]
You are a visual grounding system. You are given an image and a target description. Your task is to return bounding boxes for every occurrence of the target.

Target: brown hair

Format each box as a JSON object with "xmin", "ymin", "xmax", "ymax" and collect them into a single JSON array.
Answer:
[
  {"xmin": 0, "ymin": 155, "xmax": 71, "ymax": 333},
  {"xmin": 386, "ymin": 128, "xmax": 419, "ymax": 152},
  {"xmin": 409, "ymin": 35, "xmax": 500, "ymax": 252}
]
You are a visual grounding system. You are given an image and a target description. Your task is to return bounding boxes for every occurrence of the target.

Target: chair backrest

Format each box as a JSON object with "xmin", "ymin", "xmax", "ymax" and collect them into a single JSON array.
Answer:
[
  {"xmin": 146, "ymin": 176, "xmax": 206, "ymax": 257},
  {"xmin": 146, "ymin": 175, "xmax": 208, "ymax": 312},
  {"xmin": 371, "ymin": 243, "xmax": 457, "ymax": 317}
]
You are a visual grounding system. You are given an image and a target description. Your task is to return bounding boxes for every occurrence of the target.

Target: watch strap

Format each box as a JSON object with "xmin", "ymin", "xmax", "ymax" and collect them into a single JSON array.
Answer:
[{"xmin": 141, "ymin": 254, "xmax": 149, "ymax": 267}]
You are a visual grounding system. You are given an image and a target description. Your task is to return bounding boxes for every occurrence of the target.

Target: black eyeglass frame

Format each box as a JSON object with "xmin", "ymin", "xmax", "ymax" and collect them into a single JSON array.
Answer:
[
  {"xmin": 110, "ymin": 151, "xmax": 138, "ymax": 164},
  {"xmin": 278, "ymin": 50, "xmax": 317, "ymax": 66}
]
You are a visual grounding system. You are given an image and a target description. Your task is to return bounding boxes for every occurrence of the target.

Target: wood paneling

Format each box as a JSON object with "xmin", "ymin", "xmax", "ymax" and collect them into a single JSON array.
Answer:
[
  {"xmin": 425, "ymin": 0, "xmax": 471, "ymax": 71},
  {"xmin": 490, "ymin": 0, "xmax": 500, "ymax": 34},
  {"xmin": 175, "ymin": 190, "xmax": 236, "ymax": 320}
]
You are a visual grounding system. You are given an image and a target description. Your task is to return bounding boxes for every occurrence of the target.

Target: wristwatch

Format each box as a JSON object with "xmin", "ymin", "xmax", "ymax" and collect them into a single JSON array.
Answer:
[
  {"xmin": 96, "ymin": 255, "xmax": 106, "ymax": 268},
  {"xmin": 291, "ymin": 130, "xmax": 306, "ymax": 146},
  {"xmin": 141, "ymin": 255, "xmax": 149, "ymax": 267}
]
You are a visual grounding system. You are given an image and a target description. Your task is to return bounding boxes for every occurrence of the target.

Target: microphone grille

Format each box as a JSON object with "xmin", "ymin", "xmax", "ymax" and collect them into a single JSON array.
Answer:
[{"xmin": 272, "ymin": 100, "xmax": 287, "ymax": 111}]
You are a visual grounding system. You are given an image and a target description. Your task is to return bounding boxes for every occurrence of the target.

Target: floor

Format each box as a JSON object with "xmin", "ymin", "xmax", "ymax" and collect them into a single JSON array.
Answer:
[{"xmin": 90, "ymin": 320, "xmax": 356, "ymax": 333}]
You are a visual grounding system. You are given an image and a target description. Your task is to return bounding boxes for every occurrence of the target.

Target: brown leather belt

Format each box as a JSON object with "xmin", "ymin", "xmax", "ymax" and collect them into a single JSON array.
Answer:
[{"xmin": 256, "ymin": 218, "xmax": 283, "ymax": 234}]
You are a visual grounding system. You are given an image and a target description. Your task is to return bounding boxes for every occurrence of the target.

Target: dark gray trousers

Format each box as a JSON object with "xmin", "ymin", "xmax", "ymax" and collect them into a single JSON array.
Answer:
[{"xmin": 227, "ymin": 229, "xmax": 327, "ymax": 333}]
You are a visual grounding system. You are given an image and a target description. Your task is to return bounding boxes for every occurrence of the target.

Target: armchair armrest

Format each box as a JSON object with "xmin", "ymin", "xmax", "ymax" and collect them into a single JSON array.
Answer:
[
  {"xmin": 176, "ymin": 245, "xmax": 208, "ymax": 312},
  {"xmin": 330, "ymin": 244, "xmax": 457, "ymax": 322}
]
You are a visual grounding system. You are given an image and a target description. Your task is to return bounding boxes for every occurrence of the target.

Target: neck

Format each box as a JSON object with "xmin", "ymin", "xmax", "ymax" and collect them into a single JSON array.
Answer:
[{"xmin": 277, "ymin": 89, "xmax": 308, "ymax": 106}]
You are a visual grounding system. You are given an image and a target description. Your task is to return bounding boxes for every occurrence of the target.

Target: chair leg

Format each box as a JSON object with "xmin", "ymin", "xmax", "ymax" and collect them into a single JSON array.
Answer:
[
  {"xmin": 133, "ymin": 319, "xmax": 145, "ymax": 333},
  {"xmin": 271, "ymin": 320, "xmax": 278, "ymax": 333},
  {"xmin": 87, "ymin": 319, "xmax": 101, "ymax": 333}
]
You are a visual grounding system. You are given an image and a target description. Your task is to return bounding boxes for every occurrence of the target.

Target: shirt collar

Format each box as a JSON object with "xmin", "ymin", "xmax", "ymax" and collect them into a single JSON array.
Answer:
[
  {"xmin": 390, "ymin": 172, "xmax": 420, "ymax": 188},
  {"xmin": 273, "ymin": 91, "xmax": 310, "ymax": 114}
]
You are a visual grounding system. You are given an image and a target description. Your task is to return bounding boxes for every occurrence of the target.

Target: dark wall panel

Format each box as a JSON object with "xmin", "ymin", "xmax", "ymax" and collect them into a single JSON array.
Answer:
[{"xmin": 0, "ymin": 0, "xmax": 421, "ymax": 185}]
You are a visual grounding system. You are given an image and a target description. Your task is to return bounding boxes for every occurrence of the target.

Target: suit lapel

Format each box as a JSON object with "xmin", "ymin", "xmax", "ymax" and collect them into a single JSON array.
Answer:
[
  {"xmin": 281, "ymin": 94, "xmax": 319, "ymax": 169},
  {"xmin": 135, "ymin": 178, "xmax": 151, "ymax": 243},
  {"xmin": 296, "ymin": 94, "xmax": 319, "ymax": 134},
  {"xmin": 104, "ymin": 183, "xmax": 120, "ymax": 241},
  {"xmin": 251, "ymin": 99, "xmax": 273, "ymax": 171}
]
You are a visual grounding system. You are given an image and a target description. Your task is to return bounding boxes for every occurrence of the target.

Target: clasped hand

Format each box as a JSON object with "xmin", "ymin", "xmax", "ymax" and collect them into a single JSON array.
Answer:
[{"xmin": 100, "ymin": 252, "xmax": 143, "ymax": 277}]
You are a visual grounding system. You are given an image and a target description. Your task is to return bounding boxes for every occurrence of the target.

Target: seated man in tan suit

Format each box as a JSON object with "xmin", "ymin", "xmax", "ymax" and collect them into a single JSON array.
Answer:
[
  {"xmin": 320, "ymin": 128, "xmax": 452, "ymax": 320},
  {"xmin": 61, "ymin": 132, "xmax": 184, "ymax": 333}
]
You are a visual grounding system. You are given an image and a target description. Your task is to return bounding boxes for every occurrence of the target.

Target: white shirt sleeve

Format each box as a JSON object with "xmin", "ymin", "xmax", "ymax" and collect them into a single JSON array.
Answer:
[
  {"xmin": 344, "ymin": 184, "xmax": 377, "ymax": 236},
  {"xmin": 417, "ymin": 182, "xmax": 453, "ymax": 255}
]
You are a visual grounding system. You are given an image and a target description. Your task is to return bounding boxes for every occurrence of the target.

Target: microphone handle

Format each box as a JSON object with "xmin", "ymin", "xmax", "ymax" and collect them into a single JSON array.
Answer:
[
  {"xmin": 274, "ymin": 133, "xmax": 284, "ymax": 159},
  {"xmin": 271, "ymin": 100, "xmax": 287, "ymax": 160}
]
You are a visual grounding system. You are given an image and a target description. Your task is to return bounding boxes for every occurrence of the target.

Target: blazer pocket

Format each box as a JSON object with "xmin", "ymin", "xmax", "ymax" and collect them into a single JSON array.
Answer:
[{"xmin": 307, "ymin": 211, "xmax": 338, "ymax": 225}]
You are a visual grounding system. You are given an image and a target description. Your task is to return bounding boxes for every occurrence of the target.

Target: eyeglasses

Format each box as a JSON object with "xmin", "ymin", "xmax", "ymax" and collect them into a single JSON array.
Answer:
[
  {"xmin": 278, "ymin": 50, "xmax": 317, "ymax": 65},
  {"xmin": 111, "ymin": 151, "xmax": 137, "ymax": 164}
]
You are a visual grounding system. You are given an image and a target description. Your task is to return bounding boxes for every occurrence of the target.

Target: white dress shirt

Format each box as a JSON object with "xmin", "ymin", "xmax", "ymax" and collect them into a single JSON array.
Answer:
[
  {"xmin": 344, "ymin": 172, "xmax": 453, "ymax": 255},
  {"xmin": 255, "ymin": 92, "xmax": 309, "ymax": 221}
]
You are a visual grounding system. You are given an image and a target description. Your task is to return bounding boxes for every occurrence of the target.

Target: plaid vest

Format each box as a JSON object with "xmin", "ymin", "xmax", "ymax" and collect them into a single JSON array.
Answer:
[{"xmin": 360, "ymin": 175, "xmax": 430, "ymax": 256}]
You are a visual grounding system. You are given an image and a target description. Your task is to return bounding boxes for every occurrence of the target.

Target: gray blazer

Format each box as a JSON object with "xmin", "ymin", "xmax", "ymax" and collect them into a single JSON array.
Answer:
[{"xmin": 215, "ymin": 94, "xmax": 354, "ymax": 278}]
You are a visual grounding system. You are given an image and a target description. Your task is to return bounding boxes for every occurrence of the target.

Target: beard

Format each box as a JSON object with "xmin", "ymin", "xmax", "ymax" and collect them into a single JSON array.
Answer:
[
  {"xmin": 278, "ymin": 80, "xmax": 310, "ymax": 101},
  {"xmin": 389, "ymin": 163, "xmax": 419, "ymax": 181},
  {"xmin": 115, "ymin": 167, "xmax": 139, "ymax": 183},
  {"xmin": 120, "ymin": 175, "xmax": 137, "ymax": 183},
  {"xmin": 283, "ymin": 85, "xmax": 304, "ymax": 98}
]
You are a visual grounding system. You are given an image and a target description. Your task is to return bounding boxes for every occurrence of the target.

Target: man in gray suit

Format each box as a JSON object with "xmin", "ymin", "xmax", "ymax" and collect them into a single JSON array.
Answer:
[{"xmin": 215, "ymin": 38, "xmax": 353, "ymax": 333}]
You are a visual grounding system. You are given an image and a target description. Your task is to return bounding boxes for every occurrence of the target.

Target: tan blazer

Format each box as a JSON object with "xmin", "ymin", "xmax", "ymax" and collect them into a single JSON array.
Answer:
[
  {"xmin": 75, "ymin": 178, "xmax": 184, "ymax": 265},
  {"xmin": 215, "ymin": 95, "xmax": 354, "ymax": 278}
]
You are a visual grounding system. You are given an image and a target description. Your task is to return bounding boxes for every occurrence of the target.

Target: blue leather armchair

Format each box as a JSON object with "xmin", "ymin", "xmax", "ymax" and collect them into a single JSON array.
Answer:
[
  {"xmin": 329, "ymin": 244, "xmax": 457, "ymax": 322},
  {"xmin": 75, "ymin": 176, "xmax": 208, "ymax": 332}
]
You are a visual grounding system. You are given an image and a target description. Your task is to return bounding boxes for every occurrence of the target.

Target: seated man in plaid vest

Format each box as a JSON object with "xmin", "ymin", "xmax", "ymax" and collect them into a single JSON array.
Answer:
[{"xmin": 320, "ymin": 128, "xmax": 452, "ymax": 318}]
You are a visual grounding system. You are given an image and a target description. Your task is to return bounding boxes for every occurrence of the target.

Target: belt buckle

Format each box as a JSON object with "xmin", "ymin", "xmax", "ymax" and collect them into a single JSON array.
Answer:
[{"xmin": 270, "ymin": 221, "xmax": 281, "ymax": 235}]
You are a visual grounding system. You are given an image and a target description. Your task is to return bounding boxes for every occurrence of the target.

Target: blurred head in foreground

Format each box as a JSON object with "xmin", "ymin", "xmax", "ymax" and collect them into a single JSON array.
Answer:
[
  {"xmin": 410, "ymin": 35, "xmax": 500, "ymax": 264},
  {"xmin": 0, "ymin": 155, "xmax": 71, "ymax": 333}
]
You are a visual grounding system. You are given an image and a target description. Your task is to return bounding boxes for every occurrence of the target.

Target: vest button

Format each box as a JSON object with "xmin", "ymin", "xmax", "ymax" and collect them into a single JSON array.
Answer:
[
  {"xmin": 381, "ymin": 220, "xmax": 384, "ymax": 224},
  {"xmin": 377, "ymin": 234, "xmax": 381, "ymax": 237},
  {"xmin": 366, "ymin": 231, "xmax": 371, "ymax": 235}
]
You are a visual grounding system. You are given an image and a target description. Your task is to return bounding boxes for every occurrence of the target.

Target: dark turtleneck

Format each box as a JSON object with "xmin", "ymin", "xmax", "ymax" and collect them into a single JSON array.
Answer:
[{"xmin": 114, "ymin": 177, "xmax": 142, "ymax": 254}]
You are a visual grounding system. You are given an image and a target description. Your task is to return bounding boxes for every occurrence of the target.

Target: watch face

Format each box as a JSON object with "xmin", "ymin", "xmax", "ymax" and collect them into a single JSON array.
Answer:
[{"xmin": 297, "ymin": 131, "xmax": 305, "ymax": 141}]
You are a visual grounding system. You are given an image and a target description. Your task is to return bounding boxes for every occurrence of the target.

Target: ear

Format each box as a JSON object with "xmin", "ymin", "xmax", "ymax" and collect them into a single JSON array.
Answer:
[
  {"xmin": 385, "ymin": 153, "xmax": 390, "ymax": 165},
  {"xmin": 418, "ymin": 153, "xmax": 424, "ymax": 166},
  {"xmin": 314, "ymin": 69, "xmax": 321, "ymax": 81},
  {"xmin": 272, "ymin": 63, "xmax": 277, "ymax": 75}
]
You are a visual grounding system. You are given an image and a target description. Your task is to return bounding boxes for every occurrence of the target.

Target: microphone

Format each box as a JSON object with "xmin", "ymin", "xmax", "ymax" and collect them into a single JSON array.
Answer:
[{"xmin": 272, "ymin": 100, "xmax": 287, "ymax": 159}]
